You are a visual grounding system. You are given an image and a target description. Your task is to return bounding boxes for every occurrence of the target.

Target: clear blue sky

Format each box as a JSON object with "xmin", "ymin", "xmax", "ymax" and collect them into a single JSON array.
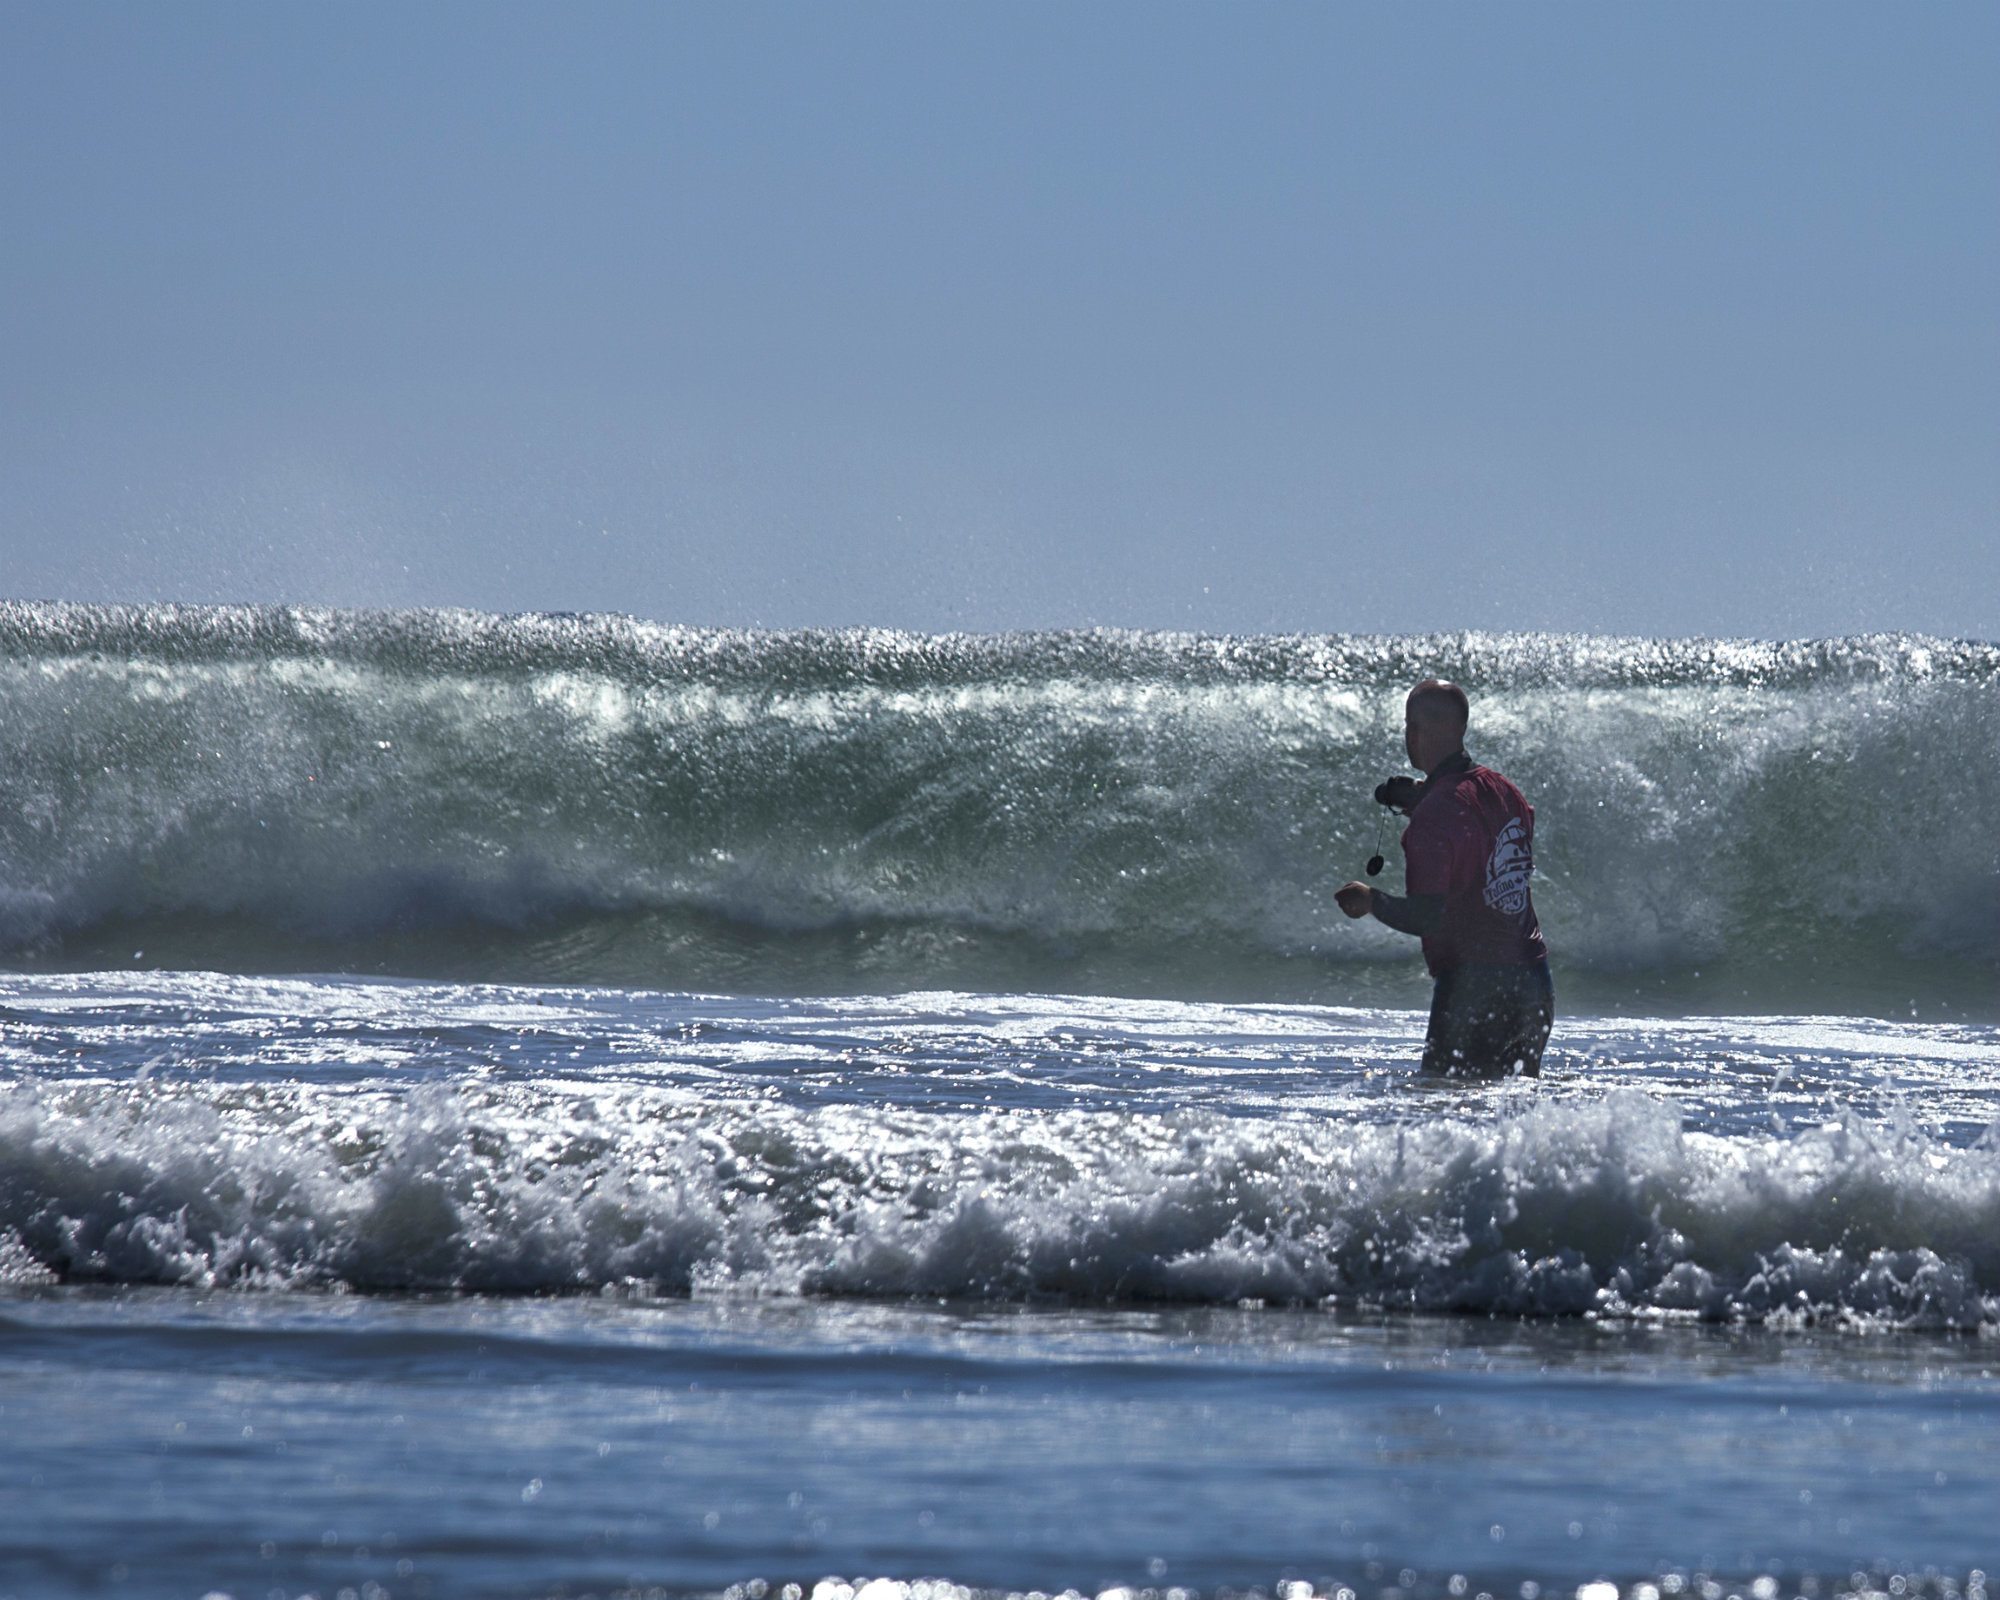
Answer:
[{"xmin": 3, "ymin": 1, "xmax": 1994, "ymax": 638}]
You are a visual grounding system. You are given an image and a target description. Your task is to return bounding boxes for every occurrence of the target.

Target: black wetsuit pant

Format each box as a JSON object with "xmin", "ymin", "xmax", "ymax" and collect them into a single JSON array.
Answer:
[{"xmin": 1423, "ymin": 959, "xmax": 1555, "ymax": 1077}]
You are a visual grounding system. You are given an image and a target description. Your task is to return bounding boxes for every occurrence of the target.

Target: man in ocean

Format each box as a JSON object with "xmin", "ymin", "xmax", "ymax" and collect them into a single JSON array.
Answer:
[{"xmin": 1334, "ymin": 679, "xmax": 1554, "ymax": 1076}]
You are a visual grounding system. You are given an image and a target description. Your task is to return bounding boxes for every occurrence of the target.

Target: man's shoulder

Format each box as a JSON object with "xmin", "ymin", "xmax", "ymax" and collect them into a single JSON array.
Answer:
[
  {"xmin": 1468, "ymin": 764, "xmax": 1534, "ymax": 816},
  {"xmin": 1418, "ymin": 764, "xmax": 1488, "ymax": 810},
  {"xmin": 1408, "ymin": 774, "xmax": 1482, "ymax": 843}
]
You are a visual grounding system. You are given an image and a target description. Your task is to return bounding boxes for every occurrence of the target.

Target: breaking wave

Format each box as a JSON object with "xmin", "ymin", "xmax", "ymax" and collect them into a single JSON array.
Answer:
[
  {"xmin": 3, "ymin": 1079, "xmax": 1997, "ymax": 1329},
  {"xmin": 0, "ymin": 601, "xmax": 1995, "ymax": 1011}
]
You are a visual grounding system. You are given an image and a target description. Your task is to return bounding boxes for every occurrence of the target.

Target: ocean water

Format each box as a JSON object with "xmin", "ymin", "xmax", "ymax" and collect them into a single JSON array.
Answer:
[{"xmin": 1, "ymin": 605, "xmax": 1997, "ymax": 1600}]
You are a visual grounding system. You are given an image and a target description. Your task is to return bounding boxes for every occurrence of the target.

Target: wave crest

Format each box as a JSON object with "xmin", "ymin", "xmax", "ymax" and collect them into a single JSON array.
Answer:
[{"xmin": 2, "ymin": 603, "xmax": 1995, "ymax": 1008}]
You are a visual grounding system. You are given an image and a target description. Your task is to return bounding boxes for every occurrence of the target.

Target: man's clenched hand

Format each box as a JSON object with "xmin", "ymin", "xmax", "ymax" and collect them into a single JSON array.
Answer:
[{"xmin": 1334, "ymin": 881, "xmax": 1374, "ymax": 919}]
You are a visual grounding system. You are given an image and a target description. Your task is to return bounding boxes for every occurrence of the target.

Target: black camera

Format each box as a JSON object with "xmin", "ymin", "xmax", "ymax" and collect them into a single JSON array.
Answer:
[{"xmin": 1373, "ymin": 776, "xmax": 1422, "ymax": 812}]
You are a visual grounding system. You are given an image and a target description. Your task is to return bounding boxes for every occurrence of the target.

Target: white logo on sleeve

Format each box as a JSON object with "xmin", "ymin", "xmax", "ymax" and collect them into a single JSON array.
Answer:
[{"xmin": 1483, "ymin": 817, "xmax": 1533, "ymax": 915}]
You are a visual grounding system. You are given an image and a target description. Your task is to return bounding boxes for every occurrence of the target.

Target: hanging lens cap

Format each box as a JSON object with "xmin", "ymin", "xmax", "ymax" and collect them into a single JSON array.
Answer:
[{"xmin": 1366, "ymin": 853, "xmax": 1385, "ymax": 877}]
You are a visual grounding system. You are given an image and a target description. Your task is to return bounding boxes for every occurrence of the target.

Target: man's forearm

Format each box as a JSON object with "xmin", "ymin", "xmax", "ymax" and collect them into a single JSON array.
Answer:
[{"xmin": 1371, "ymin": 890, "xmax": 1444, "ymax": 938}]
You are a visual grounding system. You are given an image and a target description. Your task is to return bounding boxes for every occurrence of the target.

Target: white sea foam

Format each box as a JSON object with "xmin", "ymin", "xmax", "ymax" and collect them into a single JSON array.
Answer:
[{"xmin": 4, "ymin": 1066, "xmax": 1995, "ymax": 1327}]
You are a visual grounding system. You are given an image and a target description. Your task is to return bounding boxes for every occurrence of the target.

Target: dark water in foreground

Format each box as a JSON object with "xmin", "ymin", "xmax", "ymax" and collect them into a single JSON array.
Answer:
[{"xmin": 5, "ymin": 1289, "xmax": 1996, "ymax": 1600}]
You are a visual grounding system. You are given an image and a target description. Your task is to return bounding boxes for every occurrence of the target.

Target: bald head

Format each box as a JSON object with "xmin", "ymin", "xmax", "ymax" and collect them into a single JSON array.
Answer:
[
  {"xmin": 1404, "ymin": 678, "xmax": 1469, "ymax": 774},
  {"xmin": 1405, "ymin": 679, "xmax": 1469, "ymax": 735}
]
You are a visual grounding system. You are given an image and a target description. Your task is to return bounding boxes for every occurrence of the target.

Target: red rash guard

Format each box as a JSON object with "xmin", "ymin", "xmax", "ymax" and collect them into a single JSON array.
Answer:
[{"xmin": 1401, "ymin": 755, "xmax": 1549, "ymax": 977}]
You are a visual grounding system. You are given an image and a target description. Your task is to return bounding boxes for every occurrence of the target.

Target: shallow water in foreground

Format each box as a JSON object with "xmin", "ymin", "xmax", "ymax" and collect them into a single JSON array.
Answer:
[
  {"xmin": 1, "ymin": 972, "xmax": 1997, "ymax": 1598},
  {"xmin": 3, "ymin": 1288, "xmax": 1996, "ymax": 1600}
]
